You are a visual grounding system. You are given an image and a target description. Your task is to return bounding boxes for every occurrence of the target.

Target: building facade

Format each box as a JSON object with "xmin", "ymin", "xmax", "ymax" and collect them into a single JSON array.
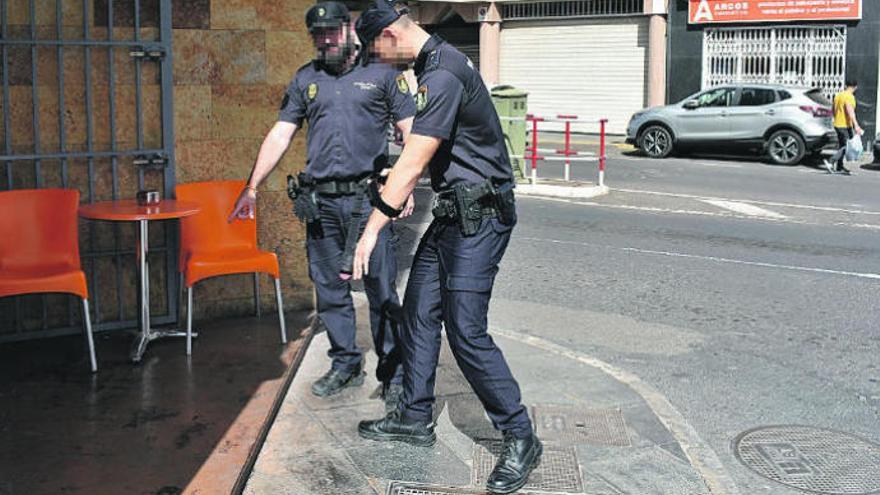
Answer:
[{"xmin": 668, "ymin": 0, "xmax": 879, "ymax": 140}]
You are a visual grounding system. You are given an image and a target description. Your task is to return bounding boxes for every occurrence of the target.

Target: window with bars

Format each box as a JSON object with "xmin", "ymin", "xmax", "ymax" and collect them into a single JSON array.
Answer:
[
  {"xmin": 703, "ymin": 25, "xmax": 847, "ymax": 98},
  {"xmin": 502, "ymin": 0, "xmax": 643, "ymax": 21}
]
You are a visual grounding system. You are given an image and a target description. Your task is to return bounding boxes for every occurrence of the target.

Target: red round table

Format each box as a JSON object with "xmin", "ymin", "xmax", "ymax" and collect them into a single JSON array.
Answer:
[{"xmin": 79, "ymin": 199, "xmax": 201, "ymax": 362}]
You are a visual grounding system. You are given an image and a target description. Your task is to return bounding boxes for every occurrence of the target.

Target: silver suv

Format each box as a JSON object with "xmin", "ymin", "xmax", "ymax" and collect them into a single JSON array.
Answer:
[{"xmin": 626, "ymin": 85, "xmax": 836, "ymax": 165}]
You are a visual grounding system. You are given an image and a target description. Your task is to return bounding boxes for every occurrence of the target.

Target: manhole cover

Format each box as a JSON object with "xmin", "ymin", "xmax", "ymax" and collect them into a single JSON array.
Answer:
[
  {"xmin": 734, "ymin": 425, "xmax": 880, "ymax": 495},
  {"xmin": 472, "ymin": 440, "xmax": 583, "ymax": 493},
  {"xmin": 532, "ymin": 404, "xmax": 631, "ymax": 447},
  {"xmin": 387, "ymin": 482, "xmax": 539, "ymax": 494}
]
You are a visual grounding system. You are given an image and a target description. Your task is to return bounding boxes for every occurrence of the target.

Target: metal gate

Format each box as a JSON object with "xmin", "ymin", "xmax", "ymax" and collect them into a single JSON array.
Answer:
[
  {"xmin": 703, "ymin": 25, "xmax": 847, "ymax": 98},
  {"xmin": 0, "ymin": 0, "xmax": 177, "ymax": 342}
]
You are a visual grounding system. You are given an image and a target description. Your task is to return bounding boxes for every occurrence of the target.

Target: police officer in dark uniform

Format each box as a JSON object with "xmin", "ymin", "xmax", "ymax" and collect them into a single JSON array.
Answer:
[
  {"xmin": 349, "ymin": 2, "xmax": 542, "ymax": 493},
  {"xmin": 229, "ymin": 1, "xmax": 416, "ymax": 409}
]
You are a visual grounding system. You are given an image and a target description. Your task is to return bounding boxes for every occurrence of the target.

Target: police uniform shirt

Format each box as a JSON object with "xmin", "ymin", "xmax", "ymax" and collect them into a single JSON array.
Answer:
[
  {"xmin": 411, "ymin": 35, "xmax": 514, "ymax": 190},
  {"xmin": 279, "ymin": 61, "xmax": 416, "ymax": 181}
]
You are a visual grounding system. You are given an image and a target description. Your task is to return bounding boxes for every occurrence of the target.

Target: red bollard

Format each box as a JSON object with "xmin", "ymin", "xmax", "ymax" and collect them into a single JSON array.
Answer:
[
  {"xmin": 530, "ymin": 116, "xmax": 539, "ymax": 185},
  {"xmin": 599, "ymin": 118, "xmax": 608, "ymax": 188},
  {"xmin": 557, "ymin": 115, "xmax": 577, "ymax": 182}
]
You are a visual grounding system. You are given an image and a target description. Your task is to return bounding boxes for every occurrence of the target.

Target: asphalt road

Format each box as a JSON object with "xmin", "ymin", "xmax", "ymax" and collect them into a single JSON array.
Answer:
[{"xmin": 488, "ymin": 148, "xmax": 880, "ymax": 494}]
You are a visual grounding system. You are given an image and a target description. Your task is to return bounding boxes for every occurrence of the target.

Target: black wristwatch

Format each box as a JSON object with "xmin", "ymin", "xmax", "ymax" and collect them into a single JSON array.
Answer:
[{"xmin": 369, "ymin": 180, "xmax": 404, "ymax": 218}]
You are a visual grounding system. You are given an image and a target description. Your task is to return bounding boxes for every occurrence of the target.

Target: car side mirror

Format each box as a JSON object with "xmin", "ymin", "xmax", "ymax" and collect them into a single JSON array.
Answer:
[{"xmin": 683, "ymin": 100, "xmax": 699, "ymax": 110}]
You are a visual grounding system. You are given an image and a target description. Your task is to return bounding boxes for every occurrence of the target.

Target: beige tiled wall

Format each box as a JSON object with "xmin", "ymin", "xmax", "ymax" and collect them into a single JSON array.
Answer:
[{"xmin": 172, "ymin": 0, "xmax": 314, "ymax": 319}]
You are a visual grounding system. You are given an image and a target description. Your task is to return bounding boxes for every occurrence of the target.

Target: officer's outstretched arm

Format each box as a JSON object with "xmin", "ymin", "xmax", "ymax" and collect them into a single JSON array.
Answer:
[
  {"xmin": 229, "ymin": 121, "xmax": 298, "ymax": 222},
  {"xmin": 352, "ymin": 133, "xmax": 441, "ymax": 279},
  {"xmin": 395, "ymin": 117, "xmax": 414, "ymax": 143},
  {"xmin": 249, "ymin": 121, "xmax": 299, "ymax": 188}
]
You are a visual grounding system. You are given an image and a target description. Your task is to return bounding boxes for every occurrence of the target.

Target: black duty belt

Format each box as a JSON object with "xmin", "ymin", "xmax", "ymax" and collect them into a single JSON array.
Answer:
[
  {"xmin": 314, "ymin": 177, "xmax": 370, "ymax": 195},
  {"xmin": 433, "ymin": 192, "xmax": 498, "ymax": 220}
]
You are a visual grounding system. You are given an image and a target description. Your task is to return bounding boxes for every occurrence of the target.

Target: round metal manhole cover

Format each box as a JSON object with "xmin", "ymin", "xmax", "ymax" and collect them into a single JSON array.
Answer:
[{"xmin": 734, "ymin": 425, "xmax": 880, "ymax": 495}]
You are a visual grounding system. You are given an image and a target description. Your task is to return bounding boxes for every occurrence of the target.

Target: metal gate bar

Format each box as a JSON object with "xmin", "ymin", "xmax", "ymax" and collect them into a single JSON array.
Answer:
[
  {"xmin": 56, "ymin": 0, "xmax": 75, "ymax": 328},
  {"xmin": 108, "ymin": 0, "xmax": 125, "ymax": 325},
  {"xmin": 30, "ymin": 0, "xmax": 51, "ymax": 330},
  {"xmin": 0, "ymin": 0, "xmax": 178, "ymax": 342},
  {"xmin": 84, "ymin": 0, "xmax": 101, "ymax": 327}
]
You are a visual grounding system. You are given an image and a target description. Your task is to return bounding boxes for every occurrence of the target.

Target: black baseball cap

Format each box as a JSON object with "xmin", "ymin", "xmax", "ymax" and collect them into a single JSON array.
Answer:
[
  {"xmin": 355, "ymin": 0, "xmax": 407, "ymax": 47},
  {"xmin": 305, "ymin": 2, "xmax": 350, "ymax": 33}
]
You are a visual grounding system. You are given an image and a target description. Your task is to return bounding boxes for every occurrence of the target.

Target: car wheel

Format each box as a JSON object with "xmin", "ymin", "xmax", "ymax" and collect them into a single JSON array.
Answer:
[
  {"xmin": 639, "ymin": 125, "xmax": 673, "ymax": 158},
  {"xmin": 766, "ymin": 129, "xmax": 805, "ymax": 165}
]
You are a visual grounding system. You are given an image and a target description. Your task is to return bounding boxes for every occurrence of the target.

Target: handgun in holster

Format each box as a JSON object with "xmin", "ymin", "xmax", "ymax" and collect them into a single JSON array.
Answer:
[
  {"xmin": 454, "ymin": 182, "xmax": 493, "ymax": 236},
  {"xmin": 286, "ymin": 172, "xmax": 319, "ymax": 225}
]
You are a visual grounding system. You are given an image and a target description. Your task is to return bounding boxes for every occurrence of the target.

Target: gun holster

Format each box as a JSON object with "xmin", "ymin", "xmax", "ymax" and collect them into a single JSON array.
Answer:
[
  {"xmin": 287, "ymin": 173, "xmax": 320, "ymax": 225},
  {"xmin": 432, "ymin": 181, "xmax": 514, "ymax": 236}
]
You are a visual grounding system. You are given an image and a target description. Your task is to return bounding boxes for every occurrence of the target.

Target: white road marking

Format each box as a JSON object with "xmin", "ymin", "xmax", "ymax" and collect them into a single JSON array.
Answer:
[
  {"xmin": 701, "ymin": 200, "xmax": 787, "ymax": 219},
  {"xmin": 522, "ymin": 195, "xmax": 880, "ymax": 230},
  {"xmin": 846, "ymin": 223, "xmax": 880, "ymax": 231},
  {"xmin": 613, "ymin": 188, "xmax": 880, "ymax": 216},
  {"xmin": 518, "ymin": 237, "xmax": 880, "ymax": 281},
  {"xmin": 574, "ymin": 201, "xmax": 753, "ymax": 220},
  {"xmin": 613, "ymin": 156, "xmax": 744, "ymax": 168}
]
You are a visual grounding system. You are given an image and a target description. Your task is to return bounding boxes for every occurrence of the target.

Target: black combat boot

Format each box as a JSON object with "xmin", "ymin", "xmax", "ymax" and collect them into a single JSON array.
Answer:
[
  {"xmin": 311, "ymin": 366, "xmax": 365, "ymax": 397},
  {"xmin": 382, "ymin": 382, "xmax": 404, "ymax": 414},
  {"xmin": 358, "ymin": 410, "xmax": 436, "ymax": 447},
  {"xmin": 485, "ymin": 432, "xmax": 543, "ymax": 494}
]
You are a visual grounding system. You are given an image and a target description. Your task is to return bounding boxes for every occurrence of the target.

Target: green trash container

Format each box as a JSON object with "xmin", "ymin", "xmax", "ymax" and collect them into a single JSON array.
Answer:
[{"xmin": 491, "ymin": 85, "xmax": 529, "ymax": 179}]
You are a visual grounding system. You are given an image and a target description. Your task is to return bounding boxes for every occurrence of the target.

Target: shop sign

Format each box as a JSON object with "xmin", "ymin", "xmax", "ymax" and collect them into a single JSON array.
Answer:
[{"xmin": 689, "ymin": 0, "xmax": 862, "ymax": 24}]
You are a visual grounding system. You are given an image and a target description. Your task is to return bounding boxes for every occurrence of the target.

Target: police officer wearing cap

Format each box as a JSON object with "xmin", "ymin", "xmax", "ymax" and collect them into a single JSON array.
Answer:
[
  {"xmin": 229, "ymin": 1, "xmax": 416, "ymax": 409},
  {"xmin": 349, "ymin": 2, "xmax": 542, "ymax": 493}
]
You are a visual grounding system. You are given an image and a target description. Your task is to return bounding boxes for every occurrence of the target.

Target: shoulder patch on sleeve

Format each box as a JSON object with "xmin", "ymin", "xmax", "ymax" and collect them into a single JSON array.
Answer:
[
  {"xmin": 395, "ymin": 74, "xmax": 410, "ymax": 94},
  {"xmin": 415, "ymin": 85, "xmax": 428, "ymax": 113}
]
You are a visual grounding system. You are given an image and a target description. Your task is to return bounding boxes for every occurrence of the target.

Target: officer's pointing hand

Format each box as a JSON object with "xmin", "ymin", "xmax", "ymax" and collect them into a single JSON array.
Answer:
[
  {"xmin": 228, "ymin": 187, "xmax": 257, "ymax": 223},
  {"xmin": 400, "ymin": 194, "xmax": 415, "ymax": 219},
  {"xmin": 352, "ymin": 228, "xmax": 379, "ymax": 280}
]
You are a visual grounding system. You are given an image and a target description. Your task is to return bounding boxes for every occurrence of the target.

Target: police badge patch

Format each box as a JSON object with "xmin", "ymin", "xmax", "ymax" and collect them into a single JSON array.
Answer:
[
  {"xmin": 307, "ymin": 83, "xmax": 319, "ymax": 101},
  {"xmin": 395, "ymin": 74, "xmax": 409, "ymax": 94},
  {"xmin": 415, "ymin": 85, "xmax": 428, "ymax": 113}
]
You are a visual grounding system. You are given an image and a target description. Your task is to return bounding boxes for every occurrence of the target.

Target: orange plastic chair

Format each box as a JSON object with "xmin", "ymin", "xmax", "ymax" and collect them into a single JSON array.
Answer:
[
  {"xmin": 0, "ymin": 189, "xmax": 97, "ymax": 372},
  {"xmin": 175, "ymin": 180, "xmax": 288, "ymax": 355}
]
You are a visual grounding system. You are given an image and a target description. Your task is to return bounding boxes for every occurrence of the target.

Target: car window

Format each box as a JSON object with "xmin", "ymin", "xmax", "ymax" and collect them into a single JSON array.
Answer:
[
  {"xmin": 695, "ymin": 88, "xmax": 735, "ymax": 108},
  {"xmin": 778, "ymin": 90, "xmax": 792, "ymax": 101},
  {"xmin": 805, "ymin": 88, "xmax": 832, "ymax": 106},
  {"xmin": 739, "ymin": 88, "xmax": 776, "ymax": 106}
]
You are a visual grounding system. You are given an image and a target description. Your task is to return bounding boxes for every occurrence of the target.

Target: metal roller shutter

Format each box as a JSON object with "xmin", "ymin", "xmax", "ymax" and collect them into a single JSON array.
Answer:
[{"xmin": 500, "ymin": 17, "xmax": 649, "ymax": 134}]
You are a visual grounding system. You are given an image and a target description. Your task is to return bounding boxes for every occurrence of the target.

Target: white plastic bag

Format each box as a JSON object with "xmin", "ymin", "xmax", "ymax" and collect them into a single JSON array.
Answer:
[{"xmin": 845, "ymin": 133, "xmax": 864, "ymax": 162}]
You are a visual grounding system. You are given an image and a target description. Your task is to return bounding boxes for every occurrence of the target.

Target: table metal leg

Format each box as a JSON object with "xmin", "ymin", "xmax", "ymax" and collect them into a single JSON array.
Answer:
[
  {"xmin": 131, "ymin": 219, "xmax": 150, "ymax": 362},
  {"xmin": 130, "ymin": 219, "xmax": 198, "ymax": 363}
]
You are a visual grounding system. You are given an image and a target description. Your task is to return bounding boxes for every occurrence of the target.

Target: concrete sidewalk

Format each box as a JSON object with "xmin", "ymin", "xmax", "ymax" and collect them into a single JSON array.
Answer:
[
  {"xmin": 244, "ymin": 302, "xmax": 712, "ymax": 495},
  {"xmin": 515, "ymin": 179, "xmax": 609, "ymax": 200}
]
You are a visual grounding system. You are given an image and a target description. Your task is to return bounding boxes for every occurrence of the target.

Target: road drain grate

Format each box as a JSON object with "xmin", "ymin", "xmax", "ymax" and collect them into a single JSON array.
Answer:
[
  {"xmin": 472, "ymin": 440, "xmax": 583, "ymax": 493},
  {"xmin": 734, "ymin": 425, "xmax": 880, "ymax": 494},
  {"xmin": 532, "ymin": 404, "xmax": 631, "ymax": 447}
]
